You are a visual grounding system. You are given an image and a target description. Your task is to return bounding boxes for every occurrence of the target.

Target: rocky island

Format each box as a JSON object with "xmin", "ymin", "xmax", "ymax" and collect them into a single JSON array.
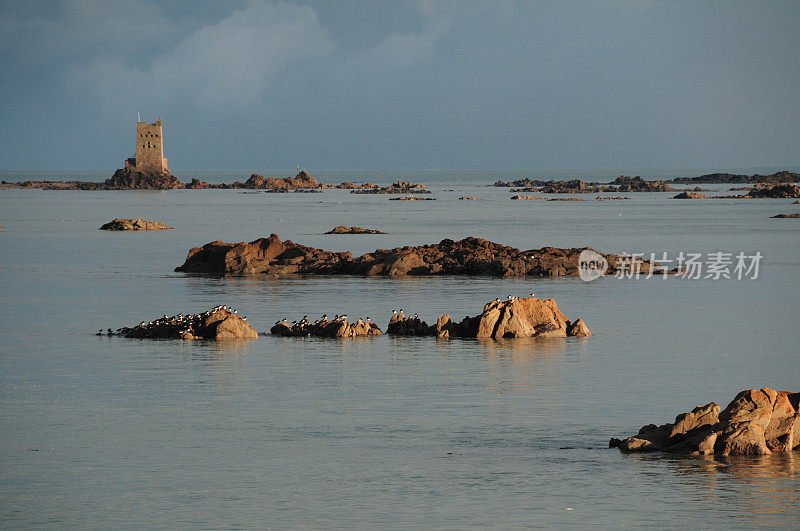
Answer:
[
  {"xmin": 175, "ymin": 234, "xmax": 655, "ymax": 278},
  {"xmin": 668, "ymin": 170, "xmax": 800, "ymax": 184},
  {"xmin": 115, "ymin": 306, "xmax": 258, "ymax": 340},
  {"xmin": 610, "ymin": 388, "xmax": 799, "ymax": 456},
  {"xmin": 325, "ymin": 226, "xmax": 385, "ymax": 234},
  {"xmin": 99, "ymin": 218, "xmax": 173, "ymax": 231}
]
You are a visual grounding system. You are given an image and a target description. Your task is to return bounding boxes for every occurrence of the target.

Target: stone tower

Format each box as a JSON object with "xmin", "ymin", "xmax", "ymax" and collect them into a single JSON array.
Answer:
[{"xmin": 125, "ymin": 118, "xmax": 169, "ymax": 174}]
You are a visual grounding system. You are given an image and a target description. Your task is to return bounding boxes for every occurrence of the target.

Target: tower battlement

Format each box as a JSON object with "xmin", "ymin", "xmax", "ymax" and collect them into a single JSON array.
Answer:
[{"xmin": 124, "ymin": 118, "xmax": 169, "ymax": 174}]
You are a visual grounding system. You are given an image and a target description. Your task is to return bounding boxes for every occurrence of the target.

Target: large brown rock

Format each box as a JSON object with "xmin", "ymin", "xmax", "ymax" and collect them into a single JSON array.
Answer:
[
  {"xmin": 386, "ymin": 297, "xmax": 590, "ymax": 340},
  {"xmin": 175, "ymin": 234, "xmax": 655, "ymax": 279},
  {"xmin": 99, "ymin": 218, "xmax": 173, "ymax": 231},
  {"xmin": 611, "ymin": 388, "xmax": 800, "ymax": 457}
]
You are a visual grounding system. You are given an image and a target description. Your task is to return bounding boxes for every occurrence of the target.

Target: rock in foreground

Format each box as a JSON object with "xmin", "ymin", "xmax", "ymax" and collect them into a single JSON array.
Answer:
[
  {"xmin": 325, "ymin": 226, "xmax": 385, "ymax": 234},
  {"xmin": 118, "ymin": 307, "xmax": 258, "ymax": 340},
  {"xmin": 271, "ymin": 316, "xmax": 382, "ymax": 338},
  {"xmin": 99, "ymin": 218, "xmax": 173, "ymax": 231},
  {"xmin": 610, "ymin": 388, "xmax": 800, "ymax": 456},
  {"xmin": 387, "ymin": 297, "xmax": 592, "ymax": 339},
  {"xmin": 175, "ymin": 234, "xmax": 654, "ymax": 278}
]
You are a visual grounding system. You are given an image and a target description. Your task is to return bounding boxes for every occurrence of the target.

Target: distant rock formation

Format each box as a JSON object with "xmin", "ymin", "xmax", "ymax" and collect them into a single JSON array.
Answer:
[
  {"xmin": 325, "ymin": 226, "xmax": 385, "ymax": 234},
  {"xmin": 174, "ymin": 234, "xmax": 655, "ymax": 278},
  {"xmin": 511, "ymin": 195, "xmax": 545, "ymax": 200},
  {"xmin": 611, "ymin": 176, "xmax": 675, "ymax": 192},
  {"xmin": 771, "ymin": 213, "xmax": 800, "ymax": 218},
  {"xmin": 458, "ymin": 196, "xmax": 482, "ymax": 200},
  {"xmin": 351, "ymin": 181, "xmax": 430, "ymax": 194},
  {"xmin": 496, "ymin": 176, "xmax": 674, "ymax": 193},
  {"xmin": 748, "ymin": 183, "xmax": 800, "ymax": 198},
  {"xmin": 673, "ymin": 191, "xmax": 709, "ymax": 199},
  {"xmin": 389, "ymin": 196, "xmax": 437, "ymax": 201},
  {"xmin": 116, "ymin": 307, "xmax": 257, "ymax": 340},
  {"xmin": 669, "ymin": 171, "xmax": 800, "ymax": 185},
  {"xmin": 610, "ymin": 388, "xmax": 800, "ymax": 456},
  {"xmin": 386, "ymin": 297, "xmax": 592, "ymax": 339},
  {"xmin": 271, "ymin": 317, "xmax": 382, "ymax": 338},
  {"xmin": 99, "ymin": 218, "xmax": 173, "ymax": 231},
  {"xmin": 105, "ymin": 167, "xmax": 184, "ymax": 190}
]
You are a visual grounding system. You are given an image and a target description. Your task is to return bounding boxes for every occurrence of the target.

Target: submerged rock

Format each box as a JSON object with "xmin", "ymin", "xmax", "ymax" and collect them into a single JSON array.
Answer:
[
  {"xmin": 175, "ymin": 234, "xmax": 654, "ymax": 278},
  {"xmin": 117, "ymin": 307, "xmax": 258, "ymax": 340},
  {"xmin": 610, "ymin": 388, "xmax": 800, "ymax": 456},
  {"xmin": 325, "ymin": 226, "xmax": 385, "ymax": 234},
  {"xmin": 386, "ymin": 297, "xmax": 591, "ymax": 340},
  {"xmin": 99, "ymin": 218, "xmax": 173, "ymax": 231}
]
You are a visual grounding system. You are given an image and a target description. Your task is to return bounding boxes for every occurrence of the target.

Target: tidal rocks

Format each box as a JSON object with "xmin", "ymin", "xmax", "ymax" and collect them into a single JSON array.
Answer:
[
  {"xmin": 117, "ymin": 307, "xmax": 258, "ymax": 340},
  {"xmin": 609, "ymin": 388, "xmax": 800, "ymax": 456},
  {"xmin": 235, "ymin": 171, "xmax": 319, "ymax": 190},
  {"xmin": 99, "ymin": 218, "xmax": 173, "ymax": 231},
  {"xmin": 595, "ymin": 196, "xmax": 630, "ymax": 200},
  {"xmin": 748, "ymin": 183, "xmax": 800, "ymax": 198},
  {"xmin": 511, "ymin": 195, "xmax": 545, "ymax": 200},
  {"xmin": 351, "ymin": 181, "xmax": 430, "ymax": 194},
  {"xmin": 325, "ymin": 226, "xmax": 385, "ymax": 234},
  {"xmin": 387, "ymin": 297, "xmax": 591, "ymax": 339},
  {"xmin": 105, "ymin": 167, "xmax": 184, "ymax": 190},
  {"xmin": 771, "ymin": 213, "xmax": 800, "ymax": 218},
  {"xmin": 458, "ymin": 196, "xmax": 482, "ymax": 200},
  {"xmin": 186, "ymin": 178, "xmax": 210, "ymax": 189},
  {"xmin": 175, "ymin": 233, "xmax": 654, "ymax": 278},
  {"xmin": 270, "ymin": 316, "xmax": 382, "ymax": 338},
  {"xmin": 388, "ymin": 196, "xmax": 438, "ymax": 201},
  {"xmin": 669, "ymin": 171, "xmax": 800, "ymax": 185},
  {"xmin": 497, "ymin": 176, "xmax": 675, "ymax": 193},
  {"xmin": 673, "ymin": 191, "xmax": 709, "ymax": 199}
]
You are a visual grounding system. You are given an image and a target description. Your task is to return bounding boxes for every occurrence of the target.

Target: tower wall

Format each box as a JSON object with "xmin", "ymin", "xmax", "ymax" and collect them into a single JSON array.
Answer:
[{"xmin": 133, "ymin": 119, "xmax": 169, "ymax": 173}]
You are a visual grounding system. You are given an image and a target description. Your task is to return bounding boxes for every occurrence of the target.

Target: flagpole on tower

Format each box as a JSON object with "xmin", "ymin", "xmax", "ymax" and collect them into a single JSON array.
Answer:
[{"xmin": 138, "ymin": 111, "xmax": 140, "ymax": 123}]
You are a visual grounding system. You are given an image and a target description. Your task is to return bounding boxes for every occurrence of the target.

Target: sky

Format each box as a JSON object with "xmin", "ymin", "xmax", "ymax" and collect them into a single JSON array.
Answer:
[{"xmin": 1, "ymin": 0, "xmax": 799, "ymax": 171}]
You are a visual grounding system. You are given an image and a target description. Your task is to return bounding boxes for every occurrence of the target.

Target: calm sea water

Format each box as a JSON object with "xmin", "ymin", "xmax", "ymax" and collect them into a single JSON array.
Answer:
[{"xmin": 1, "ymin": 169, "xmax": 799, "ymax": 527}]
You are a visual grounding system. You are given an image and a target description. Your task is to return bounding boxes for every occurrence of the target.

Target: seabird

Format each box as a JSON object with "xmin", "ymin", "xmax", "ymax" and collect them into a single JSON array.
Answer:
[
  {"xmin": 392, "ymin": 309, "xmax": 397, "ymax": 315},
  {"xmin": 96, "ymin": 329, "xmax": 103, "ymax": 335},
  {"xmin": 414, "ymin": 313, "xmax": 419, "ymax": 319},
  {"xmin": 530, "ymin": 292, "xmax": 535, "ymax": 297},
  {"xmin": 107, "ymin": 328, "xmax": 112, "ymax": 335},
  {"xmin": 366, "ymin": 317, "xmax": 372, "ymax": 321}
]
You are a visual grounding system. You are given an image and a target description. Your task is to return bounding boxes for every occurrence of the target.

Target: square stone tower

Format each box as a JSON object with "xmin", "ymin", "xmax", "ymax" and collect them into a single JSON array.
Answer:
[{"xmin": 125, "ymin": 118, "xmax": 169, "ymax": 174}]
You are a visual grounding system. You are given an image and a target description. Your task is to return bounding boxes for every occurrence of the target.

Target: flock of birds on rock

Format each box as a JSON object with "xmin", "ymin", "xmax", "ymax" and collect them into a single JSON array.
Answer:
[
  {"xmin": 100, "ymin": 295, "xmax": 538, "ymax": 337},
  {"xmin": 100, "ymin": 305, "xmax": 244, "ymax": 337}
]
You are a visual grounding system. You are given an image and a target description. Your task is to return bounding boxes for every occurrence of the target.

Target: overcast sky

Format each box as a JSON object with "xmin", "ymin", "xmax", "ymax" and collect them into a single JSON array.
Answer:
[{"xmin": 1, "ymin": 0, "xmax": 798, "ymax": 171}]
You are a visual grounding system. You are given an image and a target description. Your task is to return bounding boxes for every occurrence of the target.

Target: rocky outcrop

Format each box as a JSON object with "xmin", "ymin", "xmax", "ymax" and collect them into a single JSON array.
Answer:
[
  {"xmin": 386, "ymin": 297, "xmax": 591, "ymax": 339},
  {"xmin": 186, "ymin": 178, "xmax": 210, "ymax": 189},
  {"xmin": 669, "ymin": 171, "xmax": 800, "ymax": 185},
  {"xmin": 511, "ymin": 195, "xmax": 545, "ymax": 200},
  {"xmin": 611, "ymin": 176, "xmax": 675, "ymax": 192},
  {"xmin": 673, "ymin": 191, "xmax": 709, "ymax": 199},
  {"xmin": 116, "ymin": 307, "xmax": 258, "ymax": 340},
  {"xmin": 175, "ymin": 234, "xmax": 655, "ymax": 278},
  {"xmin": 458, "ymin": 196, "xmax": 482, "ymax": 200},
  {"xmin": 104, "ymin": 167, "xmax": 184, "ymax": 190},
  {"xmin": 595, "ymin": 196, "xmax": 630, "ymax": 200},
  {"xmin": 325, "ymin": 226, "xmax": 385, "ymax": 234},
  {"xmin": 609, "ymin": 388, "xmax": 800, "ymax": 456},
  {"xmin": 235, "ymin": 171, "xmax": 319, "ymax": 190},
  {"xmin": 748, "ymin": 183, "xmax": 800, "ymax": 198},
  {"xmin": 270, "ymin": 316, "xmax": 382, "ymax": 338},
  {"xmin": 771, "ymin": 213, "xmax": 800, "ymax": 218},
  {"xmin": 351, "ymin": 181, "xmax": 430, "ymax": 194},
  {"xmin": 99, "ymin": 218, "xmax": 173, "ymax": 231}
]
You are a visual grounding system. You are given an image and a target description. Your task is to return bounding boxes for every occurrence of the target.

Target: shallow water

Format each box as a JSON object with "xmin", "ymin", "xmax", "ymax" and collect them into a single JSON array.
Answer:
[{"xmin": 1, "ymin": 170, "xmax": 799, "ymax": 527}]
